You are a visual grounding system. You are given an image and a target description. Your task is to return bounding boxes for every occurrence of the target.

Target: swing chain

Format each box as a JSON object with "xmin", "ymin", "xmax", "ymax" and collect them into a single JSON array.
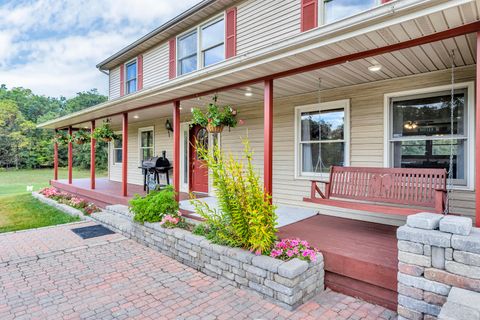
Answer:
[{"xmin": 444, "ymin": 50, "xmax": 455, "ymax": 215}]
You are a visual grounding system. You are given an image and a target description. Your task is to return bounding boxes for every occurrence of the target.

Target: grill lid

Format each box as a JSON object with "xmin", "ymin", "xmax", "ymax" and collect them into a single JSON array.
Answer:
[{"xmin": 142, "ymin": 151, "xmax": 170, "ymax": 168}]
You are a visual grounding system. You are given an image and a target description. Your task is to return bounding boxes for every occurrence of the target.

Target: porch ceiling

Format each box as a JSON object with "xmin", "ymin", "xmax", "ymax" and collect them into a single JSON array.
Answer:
[{"xmin": 40, "ymin": 0, "xmax": 479, "ymax": 130}]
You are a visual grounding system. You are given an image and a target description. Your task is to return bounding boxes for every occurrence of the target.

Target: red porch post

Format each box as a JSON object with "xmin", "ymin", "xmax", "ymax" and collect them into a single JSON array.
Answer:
[
  {"xmin": 122, "ymin": 113, "xmax": 128, "ymax": 197},
  {"xmin": 68, "ymin": 126, "xmax": 73, "ymax": 184},
  {"xmin": 53, "ymin": 129, "xmax": 59, "ymax": 181},
  {"xmin": 90, "ymin": 120, "xmax": 96, "ymax": 190},
  {"xmin": 264, "ymin": 79, "xmax": 273, "ymax": 199},
  {"xmin": 173, "ymin": 101, "xmax": 181, "ymax": 201},
  {"xmin": 476, "ymin": 32, "xmax": 480, "ymax": 227}
]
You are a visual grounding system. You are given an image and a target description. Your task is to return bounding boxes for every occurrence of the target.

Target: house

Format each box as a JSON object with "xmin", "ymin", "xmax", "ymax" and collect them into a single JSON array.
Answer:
[{"xmin": 38, "ymin": 0, "xmax": 480, "ymax": 311}]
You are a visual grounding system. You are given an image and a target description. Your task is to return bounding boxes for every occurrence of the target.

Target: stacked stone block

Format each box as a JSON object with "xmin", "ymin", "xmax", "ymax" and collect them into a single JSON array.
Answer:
[
  {"xmin": 397, "ymin": 212, "xmax": 476, "ymax": 320},
  {"xmin": 92, "ymin": 207, "xmax": 325, "ymax": 310}
]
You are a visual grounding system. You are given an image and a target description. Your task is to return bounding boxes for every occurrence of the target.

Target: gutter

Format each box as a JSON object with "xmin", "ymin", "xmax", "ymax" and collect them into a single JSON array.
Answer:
[{"xmin": 96, "ymin": 0, "xmax": 218, "ymax": 70}]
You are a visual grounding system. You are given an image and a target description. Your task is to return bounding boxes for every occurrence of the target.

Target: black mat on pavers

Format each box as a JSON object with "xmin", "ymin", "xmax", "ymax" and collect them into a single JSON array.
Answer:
[{"xmin": 71, "ymin": 225, "xmax": 115, "ymax": 239}]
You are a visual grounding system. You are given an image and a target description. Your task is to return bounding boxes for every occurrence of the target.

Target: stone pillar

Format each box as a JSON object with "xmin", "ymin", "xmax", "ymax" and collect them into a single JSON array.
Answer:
[{"xmin": 397, "ymin": 212, "xmax": 476, "ymax": 320}]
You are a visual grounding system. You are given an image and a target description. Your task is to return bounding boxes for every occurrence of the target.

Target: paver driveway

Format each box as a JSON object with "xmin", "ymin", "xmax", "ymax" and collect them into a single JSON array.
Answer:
[{"xmin": 0, "ymin": 222, "xmax": 397, "ymax": 320}]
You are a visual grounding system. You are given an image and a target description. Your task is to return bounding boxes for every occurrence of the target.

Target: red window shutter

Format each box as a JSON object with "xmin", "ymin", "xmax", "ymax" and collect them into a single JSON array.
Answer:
[
  {"xmin": 169, "ymin": 38, "xmax": 176, "ymax": 79},
  {"xmin": 225, "ymin": 7, "xmax": 237, "ymax": 59},
  {"xmin": 120, "ymin": 64, "xmax": 125, "ymax": 96},
  {"xmin": 137, "ymin": 54, "xmax": 143, "ymax": 90},
  {"xmin": 300, "ymin": 0, "xmax": 318, "ymax": 32}
]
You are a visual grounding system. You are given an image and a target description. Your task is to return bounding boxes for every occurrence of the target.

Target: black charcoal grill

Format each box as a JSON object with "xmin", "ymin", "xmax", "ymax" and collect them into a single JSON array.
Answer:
[{"xmin": 139, "ymin": 151, "xmax": 172, "ymax": 192}]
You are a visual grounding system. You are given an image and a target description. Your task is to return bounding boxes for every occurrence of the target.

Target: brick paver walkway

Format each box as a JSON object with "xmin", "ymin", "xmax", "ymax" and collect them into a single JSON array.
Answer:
[{"xmin": 0, "ymin": 223, "xmax": 397, "ymax": 320}]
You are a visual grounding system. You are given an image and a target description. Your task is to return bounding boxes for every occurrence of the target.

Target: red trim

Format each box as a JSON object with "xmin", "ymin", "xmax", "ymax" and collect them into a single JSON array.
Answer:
[
  {"xmin": 53, "ymin": 129, "xmax": 58, "ymax": 180},
  {"xmin": 169, "ymin": 38, "xmax": 176, "ymax": 79},
  {"xmin": 381, "ymin": 0, "xmax": 391, "ymax": 3},
  {"xmin": 90, "ymin": 120, "xmax": 96, "ymax": 190},
  {"xmin": 301, "ymin": 0, "xmax": 318, "ymax": 32},
  {"xmin": 137, "ymin": 54, "xmax": 143, "ymax": 91},
  {"xmin": 476, "ymin": 32, "xmax": 480, "ymax": 227},
  {"xmin": 122, "ymin": 113, "xmax": 128, "ymax": 197},
  {"xmin": 173, "ymin": 101, "xmax": 181, "ymax": 200},
  {"xmin": 264, "ymin": 79, "xmax": 273, "ymax": 199},
  {"xmin": 59, "ymin": 21, "xmax": 480, "ymax": 129},
  {"xmin": 120, "ymin": 64, "xmax": 125, "ymax": 96},
  {"xmin": 225, "ymin": 7, "xmax": 237, "ymax": 59},
  {"xmin": 68, "ymin": 126, "xmax": 73, "ymax": 184}
]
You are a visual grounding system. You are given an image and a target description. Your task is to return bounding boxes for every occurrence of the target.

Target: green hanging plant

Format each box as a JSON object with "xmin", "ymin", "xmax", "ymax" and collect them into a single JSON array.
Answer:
[
  {"xmin": 191, "ymin": 95, "xmax": 238, "ymax": 133},
  {"xmin": 92, "ymin": 121, "xmax": 118, "ymax": 142},
  {"xmin": 72, "ymin": 129, "xmax": 90, "ymax": 145},
  {"xmin": 53, "ymin": 131, "xmax": 70, "ymax": 145}
]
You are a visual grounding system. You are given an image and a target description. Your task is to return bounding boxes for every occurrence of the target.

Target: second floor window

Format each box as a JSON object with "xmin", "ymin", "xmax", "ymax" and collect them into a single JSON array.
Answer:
[
  {"xmin": 177, "ymin": 16, "xmax": 225, "ymax": 76},
  {"xmin": 323, "ymin": 0, "xmax": 378, "ymax": 24},
  {"xmin": 201, "ymin": 18, "xmax": 225, "ymax": 67},
  {"xmin": 178, "ymin": 31, "xmax": 198, "ymax": 75},
  {"xmin": 126, "ymin": 60, "xmax": 137, "ymax": 94}
]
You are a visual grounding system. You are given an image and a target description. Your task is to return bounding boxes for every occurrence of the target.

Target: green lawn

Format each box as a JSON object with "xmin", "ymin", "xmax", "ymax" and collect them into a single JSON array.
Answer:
[{"xmin": 0, "ymin": 167, "xmax": 107, "ymax": 233}]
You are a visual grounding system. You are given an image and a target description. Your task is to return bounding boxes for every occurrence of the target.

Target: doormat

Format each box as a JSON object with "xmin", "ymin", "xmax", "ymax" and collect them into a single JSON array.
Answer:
[{"xmin": 71, "ymin": 224, "xmax": 115, "ymax": 239}]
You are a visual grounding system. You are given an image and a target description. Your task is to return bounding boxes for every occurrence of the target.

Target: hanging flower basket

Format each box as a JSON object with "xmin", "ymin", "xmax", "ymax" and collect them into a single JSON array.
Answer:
[
  {"xmin": 92, "ymin": 120, "xmax": 118, "ymax": 142},
  {"xmin": 206, "ymin": 124, "xmax": 224, "ymax": 133},
  {"xmin": 191, "ymin": 95, "xmax": 237, "ymax": 132},
  {"xmin": 73, "ymin": 130, "xmax": 90, "ymax": 145}
]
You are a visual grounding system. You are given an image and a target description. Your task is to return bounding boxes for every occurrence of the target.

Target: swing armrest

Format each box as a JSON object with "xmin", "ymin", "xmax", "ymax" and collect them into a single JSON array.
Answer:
[{"xmin": 434, "ymin": 189, "xmax": 447, "ymax": 214}]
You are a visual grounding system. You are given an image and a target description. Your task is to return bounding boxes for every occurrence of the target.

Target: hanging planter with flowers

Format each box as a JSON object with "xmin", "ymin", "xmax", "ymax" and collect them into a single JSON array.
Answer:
[
  {"xmin": 191, "ymin": 95, "xmax": 237, "ymax": 133},
  {"xmin": 53, "ymin": 131, "xmax": 70, "ymax": 145},
  {"xmin": 72, "ymin": 130, "xmax": 90, "ymax": 145},
  {"xmin": 92, "ymin": 120, "xmax": 118, "ymax": 142}
]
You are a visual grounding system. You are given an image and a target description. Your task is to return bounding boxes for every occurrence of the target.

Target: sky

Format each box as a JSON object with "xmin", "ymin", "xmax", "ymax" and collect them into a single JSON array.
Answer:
[{"xmin": 0, "ymin": 0, "xmax": 202, "ymax": 98}]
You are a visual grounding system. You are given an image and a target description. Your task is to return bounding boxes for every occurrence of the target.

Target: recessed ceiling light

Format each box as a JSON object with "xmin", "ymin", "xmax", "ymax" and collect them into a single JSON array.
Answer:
[
  {"xmin": 244, "ymin": 92, "xmax": 253, "ymax": 97},
  {"xmin": 368, "ymin": 65, "xmax": 382, "ymax": 72},
  {"xmin": 133, "ymin": 115, "xmax": 139, "ymax": 119}
]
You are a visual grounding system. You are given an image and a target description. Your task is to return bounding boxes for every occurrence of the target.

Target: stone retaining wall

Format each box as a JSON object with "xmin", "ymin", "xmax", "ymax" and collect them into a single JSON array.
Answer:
[
  {"xmin": 90, "ymin": 207, "xmax": 325, "ymax": 310},
  {"xmin": 397, "ymin": 212, "xmax": 477, "ymax": 320}
]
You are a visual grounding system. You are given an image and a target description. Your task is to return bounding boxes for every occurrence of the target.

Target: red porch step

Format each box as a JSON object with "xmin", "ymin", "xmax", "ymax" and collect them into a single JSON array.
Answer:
[{"xmin": 278, "ymin": 214, "xmax": 398, "ymax": 311}]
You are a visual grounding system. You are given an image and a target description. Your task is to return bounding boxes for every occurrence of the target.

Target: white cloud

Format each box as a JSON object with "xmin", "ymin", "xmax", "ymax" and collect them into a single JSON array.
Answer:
[{"xmin": 0, "ymin": 0, "xmax": 202, "ymax": 98}]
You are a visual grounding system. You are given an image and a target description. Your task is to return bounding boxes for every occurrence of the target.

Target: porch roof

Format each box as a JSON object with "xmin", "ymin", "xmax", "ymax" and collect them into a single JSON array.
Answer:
[{"xmin": 38, "ymin": 0, "xmax": 479, "ymax": 130}]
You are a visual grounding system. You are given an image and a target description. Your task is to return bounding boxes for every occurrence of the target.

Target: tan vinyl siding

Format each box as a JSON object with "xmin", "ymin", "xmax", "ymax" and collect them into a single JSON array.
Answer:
[
  {"xmin": 236, "ymin": 0, "xmax": 300, "ymax": 55},
  {"xmin": 111, "ymin": 68, "xmax": 476, "ymax": 225},
  {"xmin": 143, "ymin": 42, "xmax": 170, "ymax": 89},
  {"xmin": 109, "ymin": 66, "xmax": 121, "ymax": 100}
]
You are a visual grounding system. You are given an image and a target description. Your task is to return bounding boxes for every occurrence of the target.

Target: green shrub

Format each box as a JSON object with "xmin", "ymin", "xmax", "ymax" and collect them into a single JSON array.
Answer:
[
  {"xmin": 191, "ymin": 139, "xmax": 277, "ymax": 254},
  {"xmin": 192, "ymin": 223, "xmax": 209, "ymax": 237},
  {"xmin": 130, "ymin": 185, "xmax": 179, "ymax": 223}
]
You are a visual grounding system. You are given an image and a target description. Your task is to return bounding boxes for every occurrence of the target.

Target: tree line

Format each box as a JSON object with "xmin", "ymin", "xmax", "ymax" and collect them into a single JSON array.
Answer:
[{"xmin": 0, "ymin": 85, "xmax": 109, "ymax": 170}]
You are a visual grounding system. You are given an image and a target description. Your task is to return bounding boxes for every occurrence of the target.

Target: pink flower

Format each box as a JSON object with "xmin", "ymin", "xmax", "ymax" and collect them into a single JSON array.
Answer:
[
  {"xmin": 286, "ymin": 250, "xmax": 294, "ymax": 257},
  {"xmin": 300, "ymin": 240, "xmax": 309, "ymax": 247}
]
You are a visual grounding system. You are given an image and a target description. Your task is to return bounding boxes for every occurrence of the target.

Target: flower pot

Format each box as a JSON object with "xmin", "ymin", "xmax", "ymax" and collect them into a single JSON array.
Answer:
[
  {"xmin": 206, "ymin": 124, "xmax": 224, "ymax": 133},
  {"xmin": 102, "ymin": 137, "xmax": 113, "ymax": 142}
]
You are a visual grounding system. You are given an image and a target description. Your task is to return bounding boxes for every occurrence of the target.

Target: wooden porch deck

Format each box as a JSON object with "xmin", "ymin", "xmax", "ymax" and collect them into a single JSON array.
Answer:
[
  {"xmin": 278, "ymin": 214, "xmax": 398, "ymax": 311},
  {"xmin": 50, "ymin": 178, "xmax": 192, "ymax": 208}
]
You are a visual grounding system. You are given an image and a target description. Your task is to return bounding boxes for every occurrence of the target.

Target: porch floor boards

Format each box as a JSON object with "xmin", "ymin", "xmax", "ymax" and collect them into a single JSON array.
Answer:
[
  {"xmin": 50, "ymin": 178, "xmax": 192, "ymax": 208},
  {"xmin": 277, "ymin": 214, "xmax": 398, "ymax": 311}
]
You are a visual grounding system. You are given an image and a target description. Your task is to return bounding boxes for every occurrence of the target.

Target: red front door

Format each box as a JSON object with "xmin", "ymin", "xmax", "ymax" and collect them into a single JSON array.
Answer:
[{"xmin": 189, "ymin": 125, "xmax": 209, "ymax": 193}]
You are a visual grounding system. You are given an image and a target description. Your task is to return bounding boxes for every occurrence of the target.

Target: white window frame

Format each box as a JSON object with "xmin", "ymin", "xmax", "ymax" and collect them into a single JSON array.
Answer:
[
  {"xmin": 125, "ymin": 58, "xmax": 137, "ymax": 94},
  {"xmin": 176, "ymin": 14, "xmax": 225, "ymax": 76},
  {"xmin": 319, "ymin": 0, "xmax": 381, "ymax": 26},
  {"xmin": 383, "ymin": 81, "xmax": 475, "ymax": 191},
  {"xmin": 294, "ymin": 99, "xmax": 350, "ymax": 180},
  {"xmin": 111, "ymin": 131, "xmax": 123, "ymax": 165},
  {"xmin": 138, "ymin": 126, "xmax": 155, "ymax": 166}
]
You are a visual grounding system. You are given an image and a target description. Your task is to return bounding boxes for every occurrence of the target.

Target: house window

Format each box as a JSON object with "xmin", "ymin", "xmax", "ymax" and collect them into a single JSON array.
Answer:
[
  {"xmin": 139, "ymin": 127, "xmax": 154, "ymax": 164},
  {"xmin": 387, "ymin": 86, "xmax": 472, "ymax": 187},
  {"xmin": 177, "ymin": 16, "xmax": 225, "ymax": 75},
  {"xmin": 113, "ymin": 134, "xmax": 123, "ymax": 164},
  {"xmin": 178, "ymin": 31, "xmax": 198, "ymax": 75},
  {"xmin": 295, "ymin": 100, "xmax": 350, "ymax": 177},
  {"xmin": 321, "ymin": 0, "xmax": 378, "ymax": 25},
  {"xmin": 201, "ymin": 18, "xmax": 225, "ymax": 67},
  {"xmin": 125, "ymin": 60, "xmax": 137, "ymax": 94}
]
